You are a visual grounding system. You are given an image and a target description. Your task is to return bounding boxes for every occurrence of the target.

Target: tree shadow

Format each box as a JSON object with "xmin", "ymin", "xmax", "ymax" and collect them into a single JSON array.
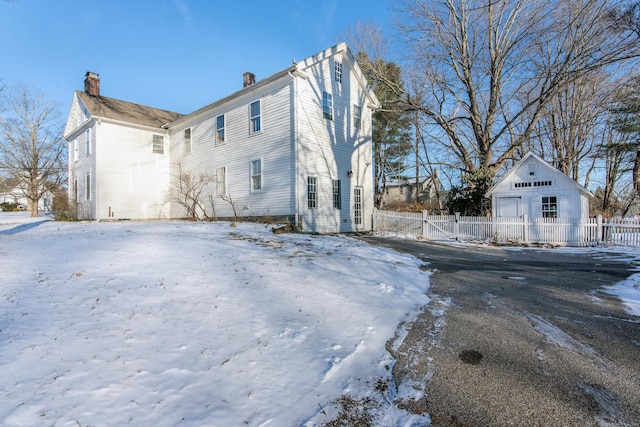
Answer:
[{"xmin": 0, "ymin": 220, "xmax": 50, "ymax": 235}]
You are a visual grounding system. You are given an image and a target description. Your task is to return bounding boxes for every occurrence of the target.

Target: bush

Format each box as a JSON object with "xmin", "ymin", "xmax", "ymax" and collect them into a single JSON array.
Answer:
[{"xmin": 0, "ymin": 202, "xmax": 18, "ymax": 212}]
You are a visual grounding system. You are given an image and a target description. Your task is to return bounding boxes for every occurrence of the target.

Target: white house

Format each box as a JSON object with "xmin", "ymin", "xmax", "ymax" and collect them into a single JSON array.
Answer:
[
  {"xmin": 486, "ymin": 151, "xmax": 592, "ymax": 219},
  {"xmin": 64, "ymin": 43, "xmax": 380, "ymax": 233}
]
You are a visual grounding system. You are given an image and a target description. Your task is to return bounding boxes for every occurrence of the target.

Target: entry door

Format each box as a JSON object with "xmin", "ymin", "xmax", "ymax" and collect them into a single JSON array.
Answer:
[{"xmin": 354, "ymin": 187, "xmax": 363, "ymax": 229}]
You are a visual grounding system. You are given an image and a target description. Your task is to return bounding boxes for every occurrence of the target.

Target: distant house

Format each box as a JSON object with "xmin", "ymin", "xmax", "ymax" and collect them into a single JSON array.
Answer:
[
  {"xmin": 381, "ymin": 173, "xmax": 447, "ymax": 211},
  {"xmin": 63, "ymin": 43, "xmax": 380, "ymax": 233},
  {"xmin": 0, "ymin": 177, "xmax": 51, "ymax": 211},
  {"xmin": 486, "ymin": 152, "xmax": 592, "ymax": 219}
]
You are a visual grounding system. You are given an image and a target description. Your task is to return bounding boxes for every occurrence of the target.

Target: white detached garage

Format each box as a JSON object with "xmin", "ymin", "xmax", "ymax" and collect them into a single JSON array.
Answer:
[{"xmin": 487, "ymin": 152, "xmax": 592, "ymax": 219}]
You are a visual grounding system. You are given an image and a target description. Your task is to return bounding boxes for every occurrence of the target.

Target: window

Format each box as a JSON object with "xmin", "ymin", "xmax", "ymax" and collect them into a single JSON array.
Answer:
[
  {"xmin": 307, "ymin": 177, "xmax": 317, "ymax": 208},
  {"xmin": 354, "ymin": 187, "xmax": 363, "ymax": 225},
  {"xmin": 353, "ymin": 105, "xmax": 362, "ymax": 130},
  {"xmin": 323, "ymin": 91, "xmax": 333, "ymax": 120},
  {"xmin": 250, "ymin": 100, "xmax": 261, "ymax": 133},
  {"xmin": 334, "ymin": 60, "xmax": 342, "ymax": 83},
  {"xmin": 251, "ymin": 159, "xmax": 262, "ymax": 191},
  {"xmin": 534, "ymin": 180, "xmax": 552, "ymax": 187},
  {"xmin": 332, "ymin": 179, "xmax": 341, "ymax": 209},
  {"xmin": 85, "ymin": 171, "xmax": 91, "ymax": 201},
  {"xmin": 216, "ymin": 167, "xmax": 226, "ymax": 197},
  {"xmin": 152, "ymin": 134, "xmax": 164, "ymax": 154},
  {"xmin": 542, "ymin": 196, "xmax": 557, "ymax": 218},
  {"xmin": 216, "ymin": 114, "xmax": 225, "ymax": 143},
  {"xmin": 74, "ymin": 177, "xmax": 79, "ymax": 202},
  {"xmin": 184, "ymin": 128, "xmax": 191, "ymax": 153},
  {"xmin": 85, "ymin": 128, "xmax": 91, "ymax": 156}
]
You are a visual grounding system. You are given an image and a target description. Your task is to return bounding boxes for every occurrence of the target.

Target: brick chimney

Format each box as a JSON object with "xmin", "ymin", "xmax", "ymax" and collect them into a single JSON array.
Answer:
[
  {"xmin": 84, "ymin": 71, "xmax": 100, "ymax": 96},
  {"xmin": 243, "ymin": 72, "xmax": 256, "ymax": 88}
]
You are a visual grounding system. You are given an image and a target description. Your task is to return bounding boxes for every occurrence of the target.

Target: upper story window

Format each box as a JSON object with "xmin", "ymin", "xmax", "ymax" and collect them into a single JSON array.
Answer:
[
  {"xmin": 323, "ymin": 91, "xmax": 333, "ymax": 120},
  {"xmin": 85, "ymin": 128, "xmax": 91, "ymax": 156},
  {"xmin": 184, "ymin": 128, "xmax": 192, "ymax": 154},
  {"xmin": 73, "ymin": 139, "xmax": 78, "ymax": 162},
  {"xmin": 353, "ymin": 104, "xmax": 362, "ymax": 130},
  {"xmin": 251, "ymin": 159, "xmax": 262, "ymax": 191},
  {"xmin": 152, "ymin": 134, "xmax": 164, "ymax": 154},
  {"xmin": 216, "ymin": 114, "xmax": 225, "ymax": 143},
  {"xmin": 250, "ymin": 100, "xmax": 261, "ymax": 133},
  {"xmin": 334, "ymin": 60, "xmax": 342, "ymax": 83}
]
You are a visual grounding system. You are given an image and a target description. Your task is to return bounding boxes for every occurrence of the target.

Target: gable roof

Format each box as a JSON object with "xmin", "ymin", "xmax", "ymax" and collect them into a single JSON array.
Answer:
[
  {"xmin": 165, "ymin": 42, "xmax": 380, "ymax": 129},
  {"xmin": 486, "ymin": 151, "xmax": 592, "ymax": 196},
  {"xmin": 76, "ymin": 91, "xmax": 183, "ymax": 128}
]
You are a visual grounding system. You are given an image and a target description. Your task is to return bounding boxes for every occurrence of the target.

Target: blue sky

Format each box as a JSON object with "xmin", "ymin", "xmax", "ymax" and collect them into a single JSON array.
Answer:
[{"xmin": 0, "ymin": 0, "xmax": 394, "ymax": 117}]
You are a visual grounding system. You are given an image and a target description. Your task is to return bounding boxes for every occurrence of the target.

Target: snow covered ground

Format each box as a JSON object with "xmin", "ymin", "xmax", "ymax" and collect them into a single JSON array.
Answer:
[
  {"xmin": 1, "ymin": 213, "xmax": 639, "ymax": 427},
  {"xmin": 0, "ymin": 213, "xmax": 431, "ymax": 426}
]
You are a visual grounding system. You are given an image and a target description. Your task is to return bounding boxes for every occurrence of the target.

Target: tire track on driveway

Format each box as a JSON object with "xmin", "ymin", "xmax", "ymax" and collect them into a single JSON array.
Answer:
[{"xmin": 359, "ymin": 236, "xmax": 640, "ymax": 426}]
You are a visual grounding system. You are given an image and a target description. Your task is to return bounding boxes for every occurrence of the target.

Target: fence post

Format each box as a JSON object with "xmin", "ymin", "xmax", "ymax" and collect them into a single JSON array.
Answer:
[
  {"xmin": 596, "ymin": 214, "xmax": 602, "ymax": 245},
  {"xmin": 523, "ymin": 214, "xmax": 529, "ymax": 244},
  {"xmin": 372, "ymin": 207, "xmax": 377, "ymax": 232},
  {"xmin": 422, "ymin": 210, "xmax": 428, "ymax": 239},
  {"xmin": 455, "ymin": 212, "xmax": 460, "ymax": 240}
]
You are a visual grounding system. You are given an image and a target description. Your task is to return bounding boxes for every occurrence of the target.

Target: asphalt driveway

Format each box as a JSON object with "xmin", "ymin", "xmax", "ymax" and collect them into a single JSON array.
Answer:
[{"xmin": 358, "ymin": 236, "xmax": 640, "ymax": 426}]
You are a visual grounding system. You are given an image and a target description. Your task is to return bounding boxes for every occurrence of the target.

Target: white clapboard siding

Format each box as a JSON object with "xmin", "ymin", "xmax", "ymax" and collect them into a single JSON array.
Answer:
[
  {"xmin": 96, "ymin": 123, "xmax": 170, "ymax": 220},
  {"xmin": 169, "ymin": 78, "xmax": 294, "ymax": 219},
  {"xmin": 295, "ymin": 45, "xmax": 374, "ymax": 232}
]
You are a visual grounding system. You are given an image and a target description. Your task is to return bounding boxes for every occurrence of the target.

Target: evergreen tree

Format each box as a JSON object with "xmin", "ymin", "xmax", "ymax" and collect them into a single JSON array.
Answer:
[{"xmin": 358, "ymin": 53, "xmax": 413, "ymax": 207}]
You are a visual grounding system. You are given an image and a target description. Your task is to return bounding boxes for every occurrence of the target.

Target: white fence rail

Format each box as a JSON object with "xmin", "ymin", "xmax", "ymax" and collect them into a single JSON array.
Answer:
[{"xmin": 373, "ymin": 209, "xmax": 640, "ymax": 247}]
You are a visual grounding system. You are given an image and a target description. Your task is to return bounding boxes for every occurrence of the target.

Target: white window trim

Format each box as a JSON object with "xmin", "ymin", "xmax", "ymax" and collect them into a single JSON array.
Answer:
[
  {"xmin": 216, "ymin": 114, "xmax": 225, "ymax": 144},
  {"xmin": 251, "ymin": 159, "xmax": 262, "ymax": 192},
  {"xmin": 353, "ymin": 104, "xmax": 362, "ymax": 130},
  {"xmin": 85, "ymin": 128, "xmax": 91, "ymax": 156},
  {"xmin": 323, "ymin": 91, "xmax": 333, "ymax": 120},
  {"xmin": 184, "ymin": 128, "xmax": 192, "ymax": 154},
  {"xmin": 85, "ymin": 171, "xmax": 91, "ymax": 201},
  {"xmin": 307, "ymin": 176, "xmax": 317, "ymax": 209},
  {"xmin": 332, "ymin": 179, "xmax": 341, "ymax": 209},
  {"xmin": 250, "ymin": 100, "xmax": 262, "ymax": 134},
  {"xmin": 216, "ymin": 167, "xmax": 227, "ymax": 197},
  {"xmin": 152, "ymin": 134, "xmax": 164, "ymax": 154}
]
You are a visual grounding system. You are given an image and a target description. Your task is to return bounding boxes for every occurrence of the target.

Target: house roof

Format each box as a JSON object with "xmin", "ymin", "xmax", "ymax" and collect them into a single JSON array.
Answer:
[
  {"xmin": 486, "ymin": 151, "xmax": 592, "ymax": 197},
  {"xmin": 164, "ymin": 42, "xmax": 380, "ymax": 129},
  {"xmin": 76, "ymin": 91, "xmax": 183, "ymax": 128}
]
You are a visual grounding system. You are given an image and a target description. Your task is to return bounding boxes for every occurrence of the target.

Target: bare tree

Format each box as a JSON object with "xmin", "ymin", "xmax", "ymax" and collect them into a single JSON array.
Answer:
[
  {"xmin": 0, "ymin": 84, "xmax": 66, "ymax": 216},
  {"xmin": 384, "ymin": 0, "xmax": 640, "ymax": 178},
  {"xmin": 166, "ymin": 162, "xmax": 214, "ymax": 220},
  {"xmin": 527, "ymin": 73, "xmax": 613, "ymax": 186}
]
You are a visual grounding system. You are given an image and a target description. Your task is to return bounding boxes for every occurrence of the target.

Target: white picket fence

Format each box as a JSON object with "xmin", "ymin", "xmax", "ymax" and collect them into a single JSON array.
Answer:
[{"xmin": 373, "ymin": 209, "xmax": 640, "ymax": 247}]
